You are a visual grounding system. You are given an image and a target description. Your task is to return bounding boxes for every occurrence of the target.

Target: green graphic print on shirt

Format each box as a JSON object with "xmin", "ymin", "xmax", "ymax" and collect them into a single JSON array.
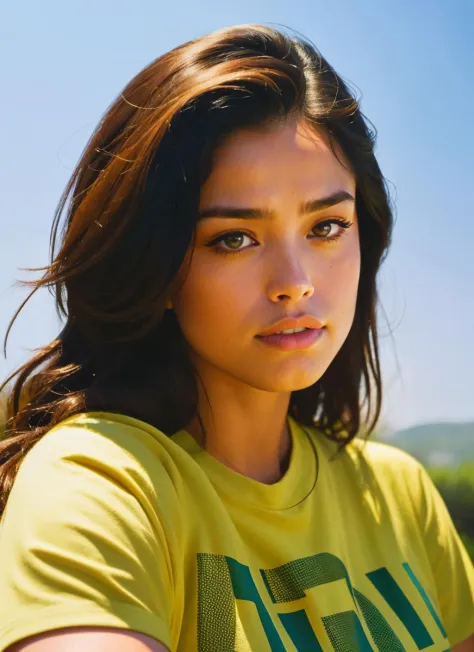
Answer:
[{"xmin": 197, "ymin": 552, "xmax": 450, "ymax": 651}]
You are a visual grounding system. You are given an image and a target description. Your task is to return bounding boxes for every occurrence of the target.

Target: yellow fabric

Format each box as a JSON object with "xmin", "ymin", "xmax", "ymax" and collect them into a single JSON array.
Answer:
[{"xmin": 0, "ymin": 411, "xmax": 472, "ymax": 651}]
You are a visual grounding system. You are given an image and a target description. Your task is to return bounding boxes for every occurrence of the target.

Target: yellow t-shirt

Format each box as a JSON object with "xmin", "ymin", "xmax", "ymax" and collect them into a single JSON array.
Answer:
[{"xmin": 0, "ymin": 411, "xmax": 473, "ymax": 651}]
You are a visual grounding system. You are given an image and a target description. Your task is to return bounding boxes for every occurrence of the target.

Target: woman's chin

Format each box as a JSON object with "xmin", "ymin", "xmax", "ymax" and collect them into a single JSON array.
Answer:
[{"xmin": 243, "ymin": 368, "xmax": 324, "ymax": 393}]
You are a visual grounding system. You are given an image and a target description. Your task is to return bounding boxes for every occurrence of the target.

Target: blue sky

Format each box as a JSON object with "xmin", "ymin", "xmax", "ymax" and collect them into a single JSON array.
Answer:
[{"xmin": 1, "ymin": 0, "xmax": 473, "ymax": 433}]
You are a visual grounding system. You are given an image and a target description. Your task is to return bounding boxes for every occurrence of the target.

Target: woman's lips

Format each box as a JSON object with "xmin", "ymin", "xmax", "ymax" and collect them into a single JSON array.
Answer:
[{"xmin": 255, "ymin": 327, "xmax": 325, "ymax": 351}]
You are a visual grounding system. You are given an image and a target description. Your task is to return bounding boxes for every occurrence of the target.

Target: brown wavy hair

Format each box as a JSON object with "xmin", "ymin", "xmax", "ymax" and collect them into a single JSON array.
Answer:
[{"xmin": 0, "ymin": 23, "xmax": 394, "ymax": 518}]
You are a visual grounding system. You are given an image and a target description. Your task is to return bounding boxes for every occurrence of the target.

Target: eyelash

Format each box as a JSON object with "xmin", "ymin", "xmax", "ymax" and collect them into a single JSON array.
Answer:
[{"xmin": 205, "ymin": 218, "xmax": 353, "ymax": 256}]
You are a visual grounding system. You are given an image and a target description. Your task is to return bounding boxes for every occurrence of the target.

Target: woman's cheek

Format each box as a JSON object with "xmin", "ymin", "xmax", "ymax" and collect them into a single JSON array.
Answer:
[
  {"xmin": 173, "ymin": 259, "xmax": 244, "ymax": 345},
  {"xmin": 329, "ymin": 248, "xmax": 361, "ymax": 330}
]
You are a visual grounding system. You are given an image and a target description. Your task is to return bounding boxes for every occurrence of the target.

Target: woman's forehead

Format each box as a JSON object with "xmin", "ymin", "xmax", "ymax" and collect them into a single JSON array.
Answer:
[
  {"xmin": 200, "ymin": 150, "xmax": 354, "ymax": 211},
  {"xmin": 210, "ymin": 120, "xmax": 334, "ymax": 164},
  {"xmin": 201, "ymin": 121, "xmax": 354, "ymax": 197}
]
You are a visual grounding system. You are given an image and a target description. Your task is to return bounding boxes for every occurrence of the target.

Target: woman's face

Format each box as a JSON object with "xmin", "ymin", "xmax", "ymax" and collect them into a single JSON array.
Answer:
[{"xmin": 172, "ymin": 118, "xmax": 361, "ymax": 392}]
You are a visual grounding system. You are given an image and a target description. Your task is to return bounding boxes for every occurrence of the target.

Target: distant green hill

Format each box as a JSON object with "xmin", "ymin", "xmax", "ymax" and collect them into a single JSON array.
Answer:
[{"xmin": 382, "ymin": 422, "xmax": 474, "ymax": 467}]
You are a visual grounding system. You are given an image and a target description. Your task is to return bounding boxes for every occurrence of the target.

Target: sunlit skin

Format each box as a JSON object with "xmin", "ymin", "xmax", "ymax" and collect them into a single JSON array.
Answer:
[{"xmin": 170, "ymin": 118, "xmax": 361, "ymax": 484}]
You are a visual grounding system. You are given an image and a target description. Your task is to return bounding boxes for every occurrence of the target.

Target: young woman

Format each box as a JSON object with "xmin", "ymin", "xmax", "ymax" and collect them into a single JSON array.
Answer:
[{"xmin": 0, "ymin": 23, "xmax": 472, "ymax": 652}]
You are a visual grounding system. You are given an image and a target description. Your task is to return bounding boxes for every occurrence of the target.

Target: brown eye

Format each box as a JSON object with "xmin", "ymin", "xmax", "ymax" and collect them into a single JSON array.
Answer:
[
  {"xmin": 310, "ymin": 218, "xmax": 353, "ymax": 243},
  {"xmin": 223, "ymin": 233, "xmax": 245, "ymax": 249},
  {"xmin": 205, "ymin": 230, "xmax": 257, "ymax": 255},
  {"xmin": 314, "ymin": 223, "xmax": 332, "ymax": 237}
]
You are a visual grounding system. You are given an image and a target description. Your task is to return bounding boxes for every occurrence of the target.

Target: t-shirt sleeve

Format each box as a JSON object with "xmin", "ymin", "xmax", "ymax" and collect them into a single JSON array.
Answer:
[
  {"xmin": 0, "ymin": 421, "xmax": 176, "ymax": 652},
  {"xmin": 414, "ymin": 460, "xmax": 474, "ymax": 647}
]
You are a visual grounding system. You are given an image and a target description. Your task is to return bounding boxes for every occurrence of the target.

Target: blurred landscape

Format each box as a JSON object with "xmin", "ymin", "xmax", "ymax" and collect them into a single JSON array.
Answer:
[
  {"xmin": 1, "ymin": 388, "xmax": 472, "ymax": 560},
  {"xmin": 384, "ymin": 422, "xmax": 474, "ymax": 469}
]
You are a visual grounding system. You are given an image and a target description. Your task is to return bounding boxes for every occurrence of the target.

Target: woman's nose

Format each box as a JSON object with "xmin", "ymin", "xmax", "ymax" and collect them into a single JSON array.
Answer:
[{"xmin": 266, "ymin": 259, "xmax": 314, "ymax": 304}]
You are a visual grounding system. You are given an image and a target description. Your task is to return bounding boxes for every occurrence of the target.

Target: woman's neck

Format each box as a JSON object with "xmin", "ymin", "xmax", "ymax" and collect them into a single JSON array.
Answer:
[{"xmin": 184, "ymin": 371, "xmax": 292, "ymax": 484}]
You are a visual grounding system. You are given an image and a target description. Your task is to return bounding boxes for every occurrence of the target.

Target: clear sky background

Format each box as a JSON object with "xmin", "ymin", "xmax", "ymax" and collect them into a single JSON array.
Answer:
[{"xmin": 1, "ymin": 0, "xmax": 473, "ymax": 433}]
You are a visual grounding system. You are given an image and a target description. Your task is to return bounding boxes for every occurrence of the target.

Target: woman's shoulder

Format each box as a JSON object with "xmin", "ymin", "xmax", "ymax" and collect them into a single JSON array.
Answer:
[
  {"xmin": 350, "ymin": 436, "xmax": 423, "ymax": 471},
  {"xmin": 303, "ymin": 422, "xmax": 427, "ymax": 499},
  {"xmin": 348, "ymin": 437, "xmax": 428, "ymax": 498},
  {"xmin": 40, "ymin": 410, "xmax": 185, "ymax": 467},
  {"xmin": 302, "ymin": 423, "xmax": 436, "ymax": 534},
  {"xmin": 15, "ymin": 411, "xmax": 187, "ymax": 515},
  {"xmin": 304, "ymin": 421, "xmax": 423, "ymax": 473}
]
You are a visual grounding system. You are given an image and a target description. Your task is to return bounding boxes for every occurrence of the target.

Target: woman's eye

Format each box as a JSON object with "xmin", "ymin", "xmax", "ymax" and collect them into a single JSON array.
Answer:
[
  {"xmin": 310, "ymin": 218, "xmax": 353, "ymax": 242},
  {"xmin": 206, "ymin": 231, "xmax": 256, "ymax": 253},
  {"xmin": 313, "ymin": 223, "xmax": 332, "ymax": 237}
]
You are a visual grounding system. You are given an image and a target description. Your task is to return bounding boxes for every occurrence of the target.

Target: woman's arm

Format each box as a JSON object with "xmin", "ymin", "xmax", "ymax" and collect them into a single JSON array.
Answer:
[
  {"xmin": 452, "ymin": 632, "xmax": 474, "ymax": 652},
  {"xmin": 6, "ymin": 627, "xmax": 170, "ymax": 652}
]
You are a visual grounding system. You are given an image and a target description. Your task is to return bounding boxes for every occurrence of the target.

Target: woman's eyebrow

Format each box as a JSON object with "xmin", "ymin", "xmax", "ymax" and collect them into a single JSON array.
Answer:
[{"xmin": 198, "ymin": 190, "xmax": 355, "ymax": 220}]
